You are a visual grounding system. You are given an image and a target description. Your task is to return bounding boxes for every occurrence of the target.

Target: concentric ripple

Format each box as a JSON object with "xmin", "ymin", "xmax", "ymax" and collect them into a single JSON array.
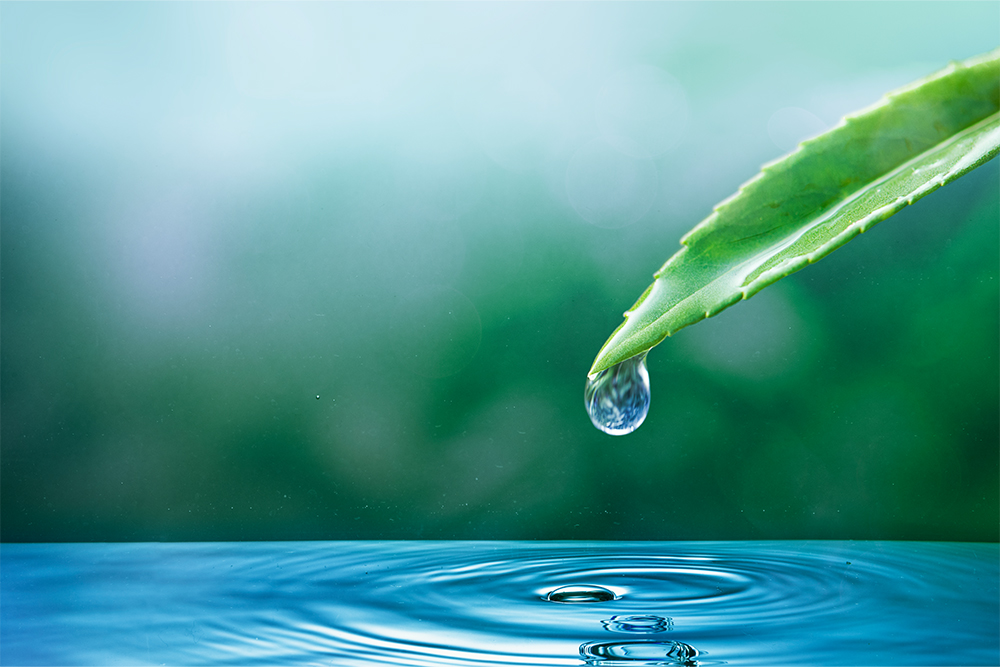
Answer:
[
  {"xmin": 580, "ymin": 639, "xmax": 699, "ymax": 666},
  {"xmin": 2, "ymin": 542, "xmax": 997, "ymax": 666}
]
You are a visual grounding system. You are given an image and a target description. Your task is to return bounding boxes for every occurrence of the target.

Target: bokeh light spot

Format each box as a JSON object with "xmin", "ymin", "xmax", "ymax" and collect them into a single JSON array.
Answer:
[
  {"xmin": 597, "ymin": 64, "xmax": 688, "ymax": 159},
  {"xmin": 566, "ymin": 138, "xmax": 658, "ymax": 229}
]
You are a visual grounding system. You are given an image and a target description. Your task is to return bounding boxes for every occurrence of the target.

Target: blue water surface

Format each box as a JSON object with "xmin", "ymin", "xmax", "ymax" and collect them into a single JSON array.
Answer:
[{"xmin": 2, "ymin": 541, "xmax": 997, "ymax": 666}]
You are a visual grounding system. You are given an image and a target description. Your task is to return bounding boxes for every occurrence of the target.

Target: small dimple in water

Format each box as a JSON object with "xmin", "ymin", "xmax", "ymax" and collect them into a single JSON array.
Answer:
[
  {"xmin": 545, "ymin": 584, "xmax": 617, "ymax": 603},
  {"xmin": 585, "ymin": 353, "xmax": 650, "ymax": 435}
]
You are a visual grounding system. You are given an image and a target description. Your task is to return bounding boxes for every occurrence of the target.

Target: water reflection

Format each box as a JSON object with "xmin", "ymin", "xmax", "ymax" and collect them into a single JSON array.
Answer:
[
  {"xmin": 602, "ymin": 615, "xmax": 673, "ymax": 634},
  {"xmin": 584, "ymin": 615, "xmax": 697, "ymax": 666},
  {"xmin": 580, "ymin": 639, "xmax": 700, "ymax": 666},
  {"xmin": 1, "ymin": 541, "xmax": 996, "ymax": 666}
]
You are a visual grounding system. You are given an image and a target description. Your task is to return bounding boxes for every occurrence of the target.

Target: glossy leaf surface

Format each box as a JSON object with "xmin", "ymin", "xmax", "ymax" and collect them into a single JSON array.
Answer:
[{"xmin": 590, "ymin": 48, "xmax": 1000, "ymax": 376}]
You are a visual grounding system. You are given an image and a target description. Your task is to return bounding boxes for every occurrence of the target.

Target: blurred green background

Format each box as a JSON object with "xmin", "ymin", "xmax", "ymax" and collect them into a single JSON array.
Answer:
[{"xmin": 2, "ymin": 2, "xmax": 997, "ymax": 542}]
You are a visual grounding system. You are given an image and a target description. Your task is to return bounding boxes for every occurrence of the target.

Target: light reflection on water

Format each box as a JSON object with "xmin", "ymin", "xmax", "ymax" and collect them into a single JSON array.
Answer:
[{"xmin": 2, "ymin": 541, "xmax": 997, "ymax": 666}]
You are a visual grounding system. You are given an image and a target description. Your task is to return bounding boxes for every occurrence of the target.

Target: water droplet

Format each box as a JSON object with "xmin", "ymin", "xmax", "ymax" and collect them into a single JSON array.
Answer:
[
  {"xmin": 545, "ymin": 585, "xmax": 617, "ymax": 603},
  {"xmin": 585, "ymin": 353, "xmax": 650, "ymax": 435},
  {"xmin": 580, "ymin": 639, "xmax": 699, "ymax": 665},
  {"xmin": 602, "ymin": 615, "xmax": 673, "ymax": 634}
]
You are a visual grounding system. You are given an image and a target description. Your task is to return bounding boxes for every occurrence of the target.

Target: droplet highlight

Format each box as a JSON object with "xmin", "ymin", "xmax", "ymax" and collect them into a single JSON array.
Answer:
[
  {"xmin": 585, "ymin": 353, "xmax": 650, "ymax": 435},
  {"xmin": 545, "ymin": 584, "xmax": 617, "ymax": 603}
]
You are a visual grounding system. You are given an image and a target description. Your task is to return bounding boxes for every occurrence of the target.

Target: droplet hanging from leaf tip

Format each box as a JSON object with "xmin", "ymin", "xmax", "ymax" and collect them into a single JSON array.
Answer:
[{"xmin": 584, "ymin": 353, "xmax": 650, "ymax": 435}]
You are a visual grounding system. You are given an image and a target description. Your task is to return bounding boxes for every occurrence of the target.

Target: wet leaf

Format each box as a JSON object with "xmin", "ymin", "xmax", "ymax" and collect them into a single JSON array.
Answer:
[{"xmin": 590, "ymin": 48, "xmax": 1000, "ymax": 375}]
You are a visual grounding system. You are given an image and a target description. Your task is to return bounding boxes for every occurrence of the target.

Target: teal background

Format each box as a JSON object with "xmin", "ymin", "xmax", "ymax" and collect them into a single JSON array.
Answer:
[{"xmin": 2, "ymin": 2, "xmax": 997, "ymax": 542}]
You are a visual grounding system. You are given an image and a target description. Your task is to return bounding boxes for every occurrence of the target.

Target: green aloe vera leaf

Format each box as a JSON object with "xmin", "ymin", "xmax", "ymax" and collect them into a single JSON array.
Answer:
[{"xmin": 590, "ymin": 48, "xmax": 1000, "ymax": 377}]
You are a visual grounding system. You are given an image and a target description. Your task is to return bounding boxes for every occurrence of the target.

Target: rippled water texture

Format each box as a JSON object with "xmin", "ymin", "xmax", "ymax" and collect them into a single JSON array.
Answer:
[{"xmin": 2, "ymin": 541, "xmax": 997, "ymax": 666}]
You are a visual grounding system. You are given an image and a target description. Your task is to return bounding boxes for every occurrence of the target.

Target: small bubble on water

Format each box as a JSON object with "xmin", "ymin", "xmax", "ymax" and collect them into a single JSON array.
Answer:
[
  {"xmin": 546, "ymin": 584, "xmax": 617, "ymax": 603},
  {"xmin": 585, "ymin": 353, "xmax": 650, "ymax": 435}
]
